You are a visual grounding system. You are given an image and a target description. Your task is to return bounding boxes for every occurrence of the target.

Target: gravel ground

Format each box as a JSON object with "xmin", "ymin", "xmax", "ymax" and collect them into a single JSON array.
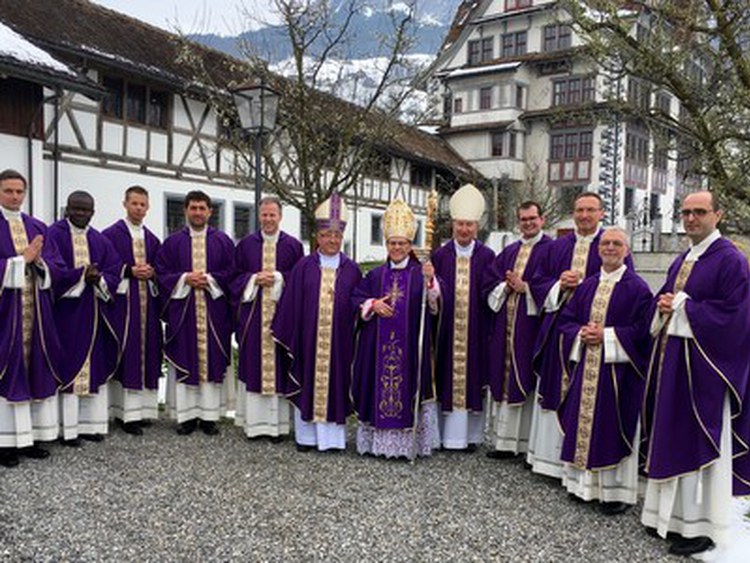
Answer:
[{"xmin": 0, "ymin": 418, "xmax": 679, "ymax": 562}]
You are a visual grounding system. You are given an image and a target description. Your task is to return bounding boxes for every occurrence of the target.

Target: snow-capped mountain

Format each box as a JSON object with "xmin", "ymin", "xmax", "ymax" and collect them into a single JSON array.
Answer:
[{"xmin": 191, "ymin": 1, "xmax": 462, "ymax": 122}]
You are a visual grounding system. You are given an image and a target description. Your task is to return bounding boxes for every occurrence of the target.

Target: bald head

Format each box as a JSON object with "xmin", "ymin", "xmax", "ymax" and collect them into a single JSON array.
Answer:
[{"xmin": 681, "ymin": 191, "xmax": 721, "ymax": 244}]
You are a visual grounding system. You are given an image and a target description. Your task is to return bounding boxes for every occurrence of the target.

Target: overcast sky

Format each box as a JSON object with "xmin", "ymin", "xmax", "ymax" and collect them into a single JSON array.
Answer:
[{"xmin": 91, "ymin": 0, "xmax": 280, "ymax": 36}]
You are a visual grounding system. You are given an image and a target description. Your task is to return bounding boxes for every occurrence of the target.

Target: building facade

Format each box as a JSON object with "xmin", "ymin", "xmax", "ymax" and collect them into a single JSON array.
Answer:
[
  {"xmin": 0, "ymin": 0, "xmax": 476, "ymax": 262},
  {"xmin": 429, "ymin": 0, "xmax": 695, "ymax": 245}
]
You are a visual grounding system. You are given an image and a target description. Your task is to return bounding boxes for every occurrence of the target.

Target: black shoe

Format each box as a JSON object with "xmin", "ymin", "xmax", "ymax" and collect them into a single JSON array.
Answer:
[
  {"xmin": 465, "ymin": 444, "xmax": 478, "ymax": 453},
  {"xmin": 486, "ymin": 450, "xmax": 516, "ymax": 460},
  {"xmin": 138, "ymin": 419, "xmax": 153, "ymax": 428},
  {"xmin": 121, "ymin": 422, "xmax": 143, "ymax": 436},
  {"xmin": 199, "ymin": 420, "xmax": 219, "ymax": 436},
  {"xmin": 0, "ymin": 449, "xmax": 20, "ymax": 467},
  {"xmin": 61, "ymin": 437, "xmax": 82, "ymax": 447},
  {"xmin": 296, "ymin": 444, "xmax": 315, "ymax": 453},
  {"xmin": 268, "ymin": 435, "xmax": 285, "ymax": 444},
  {"xmin": 80, "ymin": 433, "xmax": 104, "ymax": 442},
  {"xmin": 645, "ymin": 527, "xmax": 681, "ymax": 542},
  {"xmin": 600, "ymin": 501, "xmax": 630, "ymax": 516},
  {"xmin": 19, "ymin": 445, "xmax": 50, "ymax": 459},
  {"xmin": 176, "ymin": 420, "xmax": 197, "ymax": 435},
  {"xmin": 567, "ymin": 493, "xmax": 592, "ymax": 504},
  {"xmin": 668, "ymin": 536, "xmax": 715, "ymax": 556}
]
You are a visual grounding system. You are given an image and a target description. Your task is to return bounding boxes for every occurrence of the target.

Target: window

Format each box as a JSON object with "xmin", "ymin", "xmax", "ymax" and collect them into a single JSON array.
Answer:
[
  {"xmin": 454, "ymin": 98, "xmax": 463, "ymax": 114},
  {"xmin": 102, "ymin": 74, "xmax": 169, "ymax": 129},
  {"xmin": 501, "ymin": 31, "xmax": 527, "ymax": 58},
  {"xmin": 653, "ymin": 146, "xmax": 668, "ymax": 171},
  {"xmin": 480, "ymin": 87, "xmax": 492, "ymax": 110},
  {"xmin": 626, "ymin": 131, "xmax": 649, "ymax": 165},
  {"xmin": 650, "ymin": 193, "xmax": 660, "ymax": 221},
  {"xmin": 414, "ymin": 220, "xmax": 423, "ymax": 247},
  {"xmin": 443, "ymin": 94, "xmax": 452, "ymax": 119},
  {"xmin": 627, "ymin": 78, "xmax": 651, "ymax": 111},
  {"xmin": 410, "ymin": 164, "xmax": 432, "ymax": 188},
  {"xmin": 467, "ymin": 37, "xmax": 494, "ymax": 65},
  {"xmin": 624, "ymin": 187, "xmax": 635, "ymax": 215},
  {"xmin": 234, "ymin": 204, "xmax": 255, "ymax": 240},
  {"xmin": 506, "ymin": 0, "xmax": 531, "ymax": 10},
  {"xmin": 656, "ymin": 93, "xmax": 671, "ymax": 115},
  {"xmin": 490, "ymin": 131, "xmax": 518, "ymax": 158},
  {"xmin": 543, "ymin": 24, "xmax": 572, "ymax": 52},
  {"xmin": 491, "ymin": 131, "xmax": 504, "ymax": 157},
  {"xmin": 371, "ymin": 214, "xmax": 383, "ymax": 245},
  {"xmin": 548, "ymin": 129, "xmax": 593, "ymax": 183},
  {"xmin": 0, "ymin": 78, "xmax": 43, "ymax": 138},
  {"xmin": 515, "ymin": 85, "xmax": 524, "ymax": 108},
  {"xmin": 166, "ymin": 197, "xmax": 222, "ymax": 234},
  {"xmin": 552, "ymin": 76, "xmax": 595, "ymax": 106},
  {"xmin": 362, "ymin": 150, "xmax": 392, "ymax": 181}
]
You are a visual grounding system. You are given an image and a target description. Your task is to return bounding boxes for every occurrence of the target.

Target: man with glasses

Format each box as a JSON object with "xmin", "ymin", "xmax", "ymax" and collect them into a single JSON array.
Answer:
[
  {"xmin": 484, "ymin": 201, "xmax": 551, "ymax": 459},
  {"xmin": 641, "ymin": 191, "xmax": 750, "ymax": 556},
  {"xmin": 528, "ymin": 192, "xmax": 634, "ymax": 479},
  {"xmin": 557, "ymin": 227, "xmax": 652, "ymax": 515},
  {"xmin": 272, "ymin": 194, "xmax": 361, "ymax": 452}
]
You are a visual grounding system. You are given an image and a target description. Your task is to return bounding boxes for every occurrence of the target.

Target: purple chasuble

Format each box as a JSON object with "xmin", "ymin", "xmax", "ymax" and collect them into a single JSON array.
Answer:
[
  {"xmin": 432, "ymin": 240, "xmax": 494, "ymax": 412},
  {"xmin": 271, "ymin": 253, "xmax": 362, "ymax": 423},
  {"xmin": 641, "ymin": 238, "xmax": 750, "ymax": 495},
  {"xmin": 557, "ymin": 268, "xmax": 652, "ymax": 469},
  {"xmin": 531, "ymin": 230, "xmax": 634, "ymax": 410},
  {"xmin": 102, "ymin": 220, "xmax": 163, "ymax": 391},
  {"xmin": 155, "ymin": 227, "xmax": 234, "ymax": 385},
  {"xmin": 0, "ymin": 214, "xmax": 64, "ymax": 402},
  {"xmin": 48, "ymin": 220, "xmax": 122, "ymax": 394},
  {"xmin": 351, "ymin": 258, "xmax": 434, "ymax": 430},
  {"xmin": 482, "ymin": 235, "xmax": 551, "ymax": 404},
  {"xmin": 230, "ymin": 230, "xmax": 303, "ymax": 392}
]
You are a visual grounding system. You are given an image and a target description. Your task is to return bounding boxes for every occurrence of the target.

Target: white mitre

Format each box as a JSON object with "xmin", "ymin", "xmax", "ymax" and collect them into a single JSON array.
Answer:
[{"xmin": 449, "ymin": 183, "xmax": 485, "ymax": 222}]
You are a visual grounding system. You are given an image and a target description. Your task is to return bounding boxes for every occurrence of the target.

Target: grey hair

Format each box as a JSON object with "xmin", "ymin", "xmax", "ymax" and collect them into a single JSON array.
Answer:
[{"xmin": 601, "ymin": 225, "xmax": 631, "ymax": 246}]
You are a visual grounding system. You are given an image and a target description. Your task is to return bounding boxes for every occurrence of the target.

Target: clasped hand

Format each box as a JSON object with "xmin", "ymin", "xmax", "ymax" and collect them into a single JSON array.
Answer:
[
  {"xmin": 186, "ymin": 270, "xmax": 209, "ymax": 289},
  {"xmin": 579, "ymin": 321, "xmax": 604, "ymax": 346}
]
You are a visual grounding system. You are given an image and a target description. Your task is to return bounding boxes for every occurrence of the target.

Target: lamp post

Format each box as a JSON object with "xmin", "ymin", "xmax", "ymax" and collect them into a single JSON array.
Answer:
[{"xmin": 232, "ymin": 80, "xmax": 280, "ymax": 229}]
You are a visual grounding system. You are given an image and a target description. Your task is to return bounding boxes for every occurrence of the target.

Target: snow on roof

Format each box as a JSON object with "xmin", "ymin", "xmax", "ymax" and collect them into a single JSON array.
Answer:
[
  {"xmin": 0, "ymin": 21, "xmax": 76, "ymax": 76},
  {"xmin": 446, "ymin": 61, "xmax": 522, "ymax": 78}
]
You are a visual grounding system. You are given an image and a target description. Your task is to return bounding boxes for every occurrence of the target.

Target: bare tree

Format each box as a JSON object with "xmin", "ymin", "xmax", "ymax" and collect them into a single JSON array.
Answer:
[
  {"xmin": 562, "ymin": 0, "xmax": 750, "ymax": 232},
  {"xmin": 178, "ymin": 0, "xmax": 433, "ymax": 239}
]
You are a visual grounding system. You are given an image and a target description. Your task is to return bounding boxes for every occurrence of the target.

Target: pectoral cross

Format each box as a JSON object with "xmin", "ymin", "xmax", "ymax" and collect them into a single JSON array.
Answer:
[{"xmin": 387, "ymin": 277, "xmax": 404, "ymax": 308}]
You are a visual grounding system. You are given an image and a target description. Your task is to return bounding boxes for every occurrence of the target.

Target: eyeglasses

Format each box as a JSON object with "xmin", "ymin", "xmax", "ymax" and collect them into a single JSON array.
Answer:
[{"xmin": 680, "ymin": 208, "xmax": 711, "ymax": 218}]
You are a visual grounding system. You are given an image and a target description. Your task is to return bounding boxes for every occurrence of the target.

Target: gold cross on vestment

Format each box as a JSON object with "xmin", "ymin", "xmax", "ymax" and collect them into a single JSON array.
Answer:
[{"xmin": 387, "ymin": 277, "xmax": 404, "ymax": 307}]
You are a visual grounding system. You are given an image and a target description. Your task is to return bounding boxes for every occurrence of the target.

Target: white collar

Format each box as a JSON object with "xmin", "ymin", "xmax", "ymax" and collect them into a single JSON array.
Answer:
[
  {"xmin": 599, "ymin": 264, "xmax": 627, "ymax": 282},
  {"xmin": 1, "ymin": 206, "xmax": 21, "ymax": 221},
  {"xmin": 521, "ymin": 231, "xmax": 544, "ymax": 246},
  {"xmin": 318, "ymin": 251, "xmax": 340, "ymax": 269},
  {"xmin": 390, "ymin": 256, "xmax": 409, "ymax": 270},
  {"xmin": 67, "ymin": 218, "xmax": 88, "ymax": 235},
  {"xmin": 686, "ymin": 229, "xmax": 721, "ymax": 262},
  {"xmin": 261, "ymin": 230, "xmax": 279, "ymax": 243},
  {"xmin": 453, "ymin": 239, "xmax": 476, "ymax": 257},
  {"xmin": 189, "ymin": 226, "xmax": 207, "ymax": 237},
  {"xmin": 125, "ymin": 218, "xmax": 144, "ymax": 236},
  {"xmin": 575, "ymin": 226, "xmax": 601, "ymax": 244}
]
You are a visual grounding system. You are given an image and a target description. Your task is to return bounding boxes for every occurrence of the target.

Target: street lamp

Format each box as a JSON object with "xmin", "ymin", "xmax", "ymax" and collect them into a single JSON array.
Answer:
[{"xmin": 232, "ymin": 80, "xmax": 281, "ymax": 228}]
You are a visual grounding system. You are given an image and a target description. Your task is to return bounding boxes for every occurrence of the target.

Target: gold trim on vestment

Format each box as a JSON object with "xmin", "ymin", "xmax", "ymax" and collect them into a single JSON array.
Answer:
[
  {"xmin": 260, "ymin": 240, "xmax": 277, "ymax": 394},
  {"xmin": 645, "ymin": 260, "xmax": 695, "ymax": 468},
  {"xmin": 573, "ymin": 278, "xmax": 616, "ymax": 469},
  {"xmin": 312, "ymin": 267, "xmax": 337, "ymax": 422},
  {"xmin": 571, "ymin": 238, "xmax": 590, "ymax": 278},
  {"xmin": 133, "ymin": 237, "xmax": 149, "ymax": 386},
  {"xmin": 71, "ymin": 230, "xmax": 93, "ymax": 395},
  {"xmin": 503, "ymin": 243, "xmax": 532, "ymax": 400},
  {"xmin": 451, "ymin": 255, "xmax": 470, "ymax": 409},
  {"xmin": 9, "ymin": 218, "xmax": 34, "ymax": 370},
  {"xmin": 191, "ymin": 234, "xmax": 209, "ymax": 383}
]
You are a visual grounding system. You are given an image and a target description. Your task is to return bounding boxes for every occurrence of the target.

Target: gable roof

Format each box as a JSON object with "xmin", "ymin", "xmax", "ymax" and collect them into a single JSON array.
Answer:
[{"xmin": 0, "ymin": 0, "xmax": 479, "ymax": 181}]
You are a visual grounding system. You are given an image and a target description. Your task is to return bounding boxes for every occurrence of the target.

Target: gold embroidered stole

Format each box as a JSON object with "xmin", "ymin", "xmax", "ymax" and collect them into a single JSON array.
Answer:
[
  {"xmin": 132, "ymin": 235, "xmax": 148, "ymax": 384},
  {"xmin": 502, "ymin": 242, "xmax": 532, "ymax": 399},
  {"xmin": 313, "ymin": 267, "xmax": 337, "ymax": 422},
  {"xmin": 452, "ymin": 255, "xmax": 471, "ymax": 409},
  {"xmin": 9, "ymin": 218, "xmax": 34, "ymax": 369},
  {"xmin": 655, "ymin": 259, "xmax": 695, "ymax": 379},
  {"xmin": 191, "ymin": 234, "xmax": 209, "ymax": 383},
  {"xmin": 72, "ymin": 229, "xmax": 93, "ymax": 395},
  {"xmin": 573, "ymin": 278, "xmax": 616, "ymax": 469},
  {"xmin": 259, "ymin": 240, "xmax": 278, "ymax": 394},
  {"xmin": 571, "ymin": 238, "xmax": 590, "ymax": 279}
]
